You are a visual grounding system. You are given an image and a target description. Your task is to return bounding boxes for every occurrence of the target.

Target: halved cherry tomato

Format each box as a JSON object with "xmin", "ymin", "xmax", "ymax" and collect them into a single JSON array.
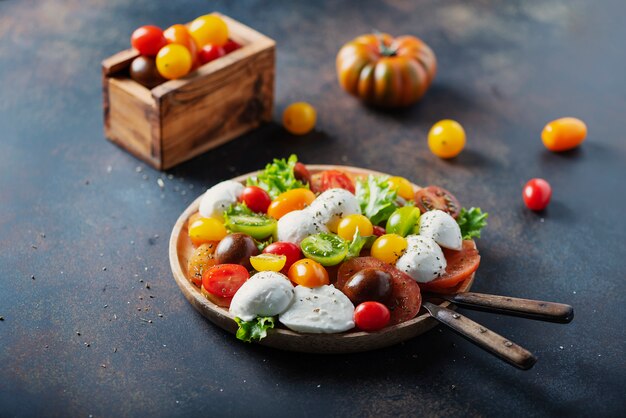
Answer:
[
  {"xmin": 202, "ymin": 264, "xmax": 249, "ymax": 298},
  {"xmin": 288, "ymin": 259, "xmax": 329, "ymax": 287},
  {"xmin": 240, "ymin": 186, "xmax": 272, "ymax": 213},
  {"xmin": 267, "ymin": 188, "xmax": 316, "ymax": 219},
  {"xmin": 311, "ymin": 170, "xmax": 355, "ymax": 194},
  {"xmin": 388, "ymin": 176, "xmax": 414, "ymax": 200},
  {"xmin": 163, "ymin": 24, "xmax": 198, "ymax": 68},
  {"xmin": 201, "ymin": 284, "xmax": 232, "ymax": 307},
  {"xmin": 131, "ymin": 25, "xmax": 167, "ymax": 56},
  {"xmin": 263, "ymin": 241, "xmax": 302, "ymax": 274},
  {"xmin": 188, "ymin": 217, "xmax": 228, "ymax": 246},
  {"xmin": 198, "ymin": 45, "xmax": 225, "ymax": 65},
  {"xmin": 354, "ymin": 302, "xmax": 391, "ymax": 332},
  {"xmin": 250, "ymin": 253, "xmax": 287, "ymax": 272},
  {"xmin": 523, "ymin": 178, "xmax": 552, "ymax": 211},
  {"xmin": 337, "ymin": 257, "xmax": 421, "ymax": 325},
  {"xmin": 419, "ymin": 240, "xmax": 480, "ymax": 293},
  {"xmin": 222, "ymin": 39, "xmax": 242, "ymax": 53},
  {"xmin": 337, "ymin": 214, "xmax": 373, "ymax": 241},
  {"xmin": 293, "ymin": 162, "xmax": 311, "ymax": 185},
  {"xmin": 414, "ymin": 185, "xmax": 461, "ymax": 218},
  {"xmin": 187, "ymin": 242, "xmax": 218, "ymax": 286}
]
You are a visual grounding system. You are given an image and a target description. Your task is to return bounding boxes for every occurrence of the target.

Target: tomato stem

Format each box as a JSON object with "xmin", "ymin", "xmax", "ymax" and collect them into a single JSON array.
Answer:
[{"xmin": 373, "ymin": 30, "xmax": 397, "ymax": 57}]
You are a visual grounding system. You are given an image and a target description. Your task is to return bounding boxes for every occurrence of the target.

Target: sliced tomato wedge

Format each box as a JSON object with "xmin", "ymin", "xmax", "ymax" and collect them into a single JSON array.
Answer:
[
  {"xmin": 311, "ymin": 170, "xmax": 355, "ymax": 194},
  {"xmin": 419, "ymin": 240, "xmax": 480, "ymax": 293},
  {"xmin": 414, "ymin": 186, "xmax": 461, "ymax": 218},
  {"xmin": 338, "ymin": 257, "xmax": 421, "ymax": 325},
  {"xmin": 202, "ymin": 264, "xmax": 249, "ymax": 298}
]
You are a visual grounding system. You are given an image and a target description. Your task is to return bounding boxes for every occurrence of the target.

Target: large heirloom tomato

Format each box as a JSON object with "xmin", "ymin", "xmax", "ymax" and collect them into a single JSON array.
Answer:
[{"xmin": 336, "ymin": 33, "xmax": 437, "ymax": 107}]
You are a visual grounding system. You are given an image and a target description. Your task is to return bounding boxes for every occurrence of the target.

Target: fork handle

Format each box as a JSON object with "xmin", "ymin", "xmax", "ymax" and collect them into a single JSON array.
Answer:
[
  {"xmin": 423, "ymin": 302, "xmax": 537, "ymax": 370},
  {"xmin": 435, "ymin": 292, "xmax": 574, "ymax": 323}
]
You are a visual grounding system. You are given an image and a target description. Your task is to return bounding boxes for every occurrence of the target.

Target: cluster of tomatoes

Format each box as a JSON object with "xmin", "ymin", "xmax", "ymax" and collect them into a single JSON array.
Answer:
[{"xmin": 128, "ymin": 14, "xmax": 241, "ymax": 88}]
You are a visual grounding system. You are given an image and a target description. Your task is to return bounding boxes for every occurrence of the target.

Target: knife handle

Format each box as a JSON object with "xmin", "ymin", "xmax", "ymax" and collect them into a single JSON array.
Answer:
[
  {"xmin": 423, "ymin": 301, "xmax": 537, "ymax": 370},
  {"xmin": 438, "ymin": 292, "xmax": 574, "ymax": 324}
]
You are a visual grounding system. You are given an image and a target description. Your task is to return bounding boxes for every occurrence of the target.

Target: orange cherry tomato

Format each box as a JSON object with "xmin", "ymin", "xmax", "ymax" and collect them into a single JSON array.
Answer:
[
  {"xmin": 187, "ymin": 242, "xmax": 218, "ymax": 286},
  {"xmin": 288, "ymin": 259, "xmax": 329, "ymax": 287},
  {"xmin": 542, "ymin": 117, "xmax": 587, "ymax": 152},
  {"xmin": 267, "ymin": 188, "xmax": 316, "ymax": 219}
]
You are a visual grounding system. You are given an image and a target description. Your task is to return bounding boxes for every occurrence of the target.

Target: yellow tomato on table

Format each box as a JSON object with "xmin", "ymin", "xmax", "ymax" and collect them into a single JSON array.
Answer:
[
  {"xmin": 542, "ymin": 117, "xmax": 587, "ymax": 152},
  {"xmin": 428, "ymin": 120, "xmax": 466, "ymax": 158},
  {"xmin": 283, "ymin": 102, "xmax": 317, "ymax": 135}
]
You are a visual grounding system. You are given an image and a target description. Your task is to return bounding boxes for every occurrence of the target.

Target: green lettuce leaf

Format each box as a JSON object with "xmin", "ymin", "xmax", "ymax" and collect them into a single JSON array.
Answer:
[
  {"xmin": 457, "ymin": 207, "xmax": 489, "ymax": 240},
  {"xmin": 234, "ymin": 316, "xmax": 276, "ymax": 342},
  {"xmin": 355, "ymin": 175, "xmax": 398, "ymax": 225},
  {"xmin": 246, "ymin": 154, "xmax": 307, "ymax": 199}
]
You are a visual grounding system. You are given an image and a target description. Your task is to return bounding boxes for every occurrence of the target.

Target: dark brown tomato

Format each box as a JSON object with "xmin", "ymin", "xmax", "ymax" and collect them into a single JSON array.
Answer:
[
  {"xmin": 293, "ymin": 162, "xmax": 312, "ymax": 185},
  {"xmin": 338, "ymin": 257, "xmax": 421, "ymax": 325},
  {"xmin": 414, "ymin": 186, "xmax": 461, "ymax": 218},
  {"xmin": 215, "ymin": 233, "xmax": 259, "ymax": 269},
  {"xmin": 342, "ymin": 268, "xmax": 392, "ymax": 305},
  {"xmin": 129, "ymin": 56, "xmax": 166, "ymax": 89}
]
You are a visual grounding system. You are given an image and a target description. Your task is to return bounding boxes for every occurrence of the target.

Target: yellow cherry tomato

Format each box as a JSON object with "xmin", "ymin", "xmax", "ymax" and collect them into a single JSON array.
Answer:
[
  {"xmin": 542, "ymin": 117, "xmax": 587, "ymax": 152},
  {"xmin": 288, "ymin": 259, "xmax": 329, "ymax": 287},
  {"xmin": 371, "ymin": 234, "xmax": 408, "ymax": 264},
  {"xmin": 188, "ymin": 217, "xmax": 227, "ymax": 246},
  {"xmin": 267, "ymin": 188, "xmax": 316, "ymax": 219},
  {"xmin": 428, "ymin": 119, "xmax": 466, "ymax": 159},
  {"xmin": 283, "ymin": 102, "xmax": 317, "ymax": 135},
  {"xmin": 156, "ymin": 44, "xmax": 192, "ymax": 79},
  {"xmin": 189, "ymin": 14, "xmax": 229, "ymax": 47},
  {"xmin": 250, "ymin": 253, "xmax": 287, "ymax": 272},
  {"xmin": 337, "ymin": 214, "xmax": 374, "ymax": 241},
  {"xmin": 187, "ymin": 242, "xmax": 218, "ymax": 286},
  {"xmin": 388, "ymin": 176, "xmax": 414, "ymax": 200}
]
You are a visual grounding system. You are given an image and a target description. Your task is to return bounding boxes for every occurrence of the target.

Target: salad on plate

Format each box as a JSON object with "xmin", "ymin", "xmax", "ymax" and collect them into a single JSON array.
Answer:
[{"xmin": 183, "ymin": 155, "xmax": 488, "ymax": 342}]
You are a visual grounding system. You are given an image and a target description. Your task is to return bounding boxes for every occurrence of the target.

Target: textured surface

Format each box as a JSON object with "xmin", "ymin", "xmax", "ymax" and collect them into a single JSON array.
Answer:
[{"xmin": 1, "ymin": 0, "xmax": 625, "ymax": 417}]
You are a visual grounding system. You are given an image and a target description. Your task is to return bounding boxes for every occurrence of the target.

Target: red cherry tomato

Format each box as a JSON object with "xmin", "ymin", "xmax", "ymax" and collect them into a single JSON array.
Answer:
[
  {"xmin": 373, "ymin": 226, "xmax": 386, "ymax": 237},
  {"xmin": 311, "ymin": 170, "xmax": 355, "ymax": 194},
  {"xmin": 523, "ymin": 178, "xmax": 552, "ymax": 211},
  {"xmin": 419, "ymin": 240, "xmax": 480, "ymax": 293},
  {"xmin": 354, "ymin": 302, "xmax": 391, "ymax": 331},
  {"xmin": 337, "ymin": 257, "xmax": 421, "ymax": 325},
  {"xmin": 293, "ymin": 162, "xmax": 311, "ymax": 185},
  {"xmin": 240, "ymin": 186, "xmax": 272, "ymax": 213},
  {"xmin": 222, "ymin": 40, "xmax": 242, "ymax": 54},
  {"xmin": 202, "ymin": 264, "xmax": 249, "ymax": 298},
  {"xmin": 131, "ymin": 25, "xmax": 167, "ymax": 56},
  {"xmin": 198, "ymin": 45, "xmax": 225, "ymax": 65},
  {"xmin": 263, "ymin": 242, "xmax": 302, "ymax": 274}
]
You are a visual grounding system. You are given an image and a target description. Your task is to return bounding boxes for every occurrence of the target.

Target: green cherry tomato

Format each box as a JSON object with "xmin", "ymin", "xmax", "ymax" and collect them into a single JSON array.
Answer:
[
  {"xmin": 300, "ymin": 233, "xmax": 348, "ymax": 266},
  {"xmin": 385, "ymin": 206, "xmax": 421, "ymax": 237}
]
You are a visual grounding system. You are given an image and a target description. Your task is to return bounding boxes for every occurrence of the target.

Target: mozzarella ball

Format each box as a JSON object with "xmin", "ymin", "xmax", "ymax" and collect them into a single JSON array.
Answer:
[
  {"xmin": 395, "ymin": 235, "xmax": 447, "ymax": 283},
  {"xmin": 229, "ymin": 271, "xmax": 294, "ymax": 321},
  {"xmin": 276, "ymin": 209, "xmax": 329, "ymax": 245},
  {"xmin": 419, "ymin": 209, "xmax": 462, "ymax": 250},
  {"xmin": 199, "ymin": 180, "xmax": 244, "ymax": 219}
]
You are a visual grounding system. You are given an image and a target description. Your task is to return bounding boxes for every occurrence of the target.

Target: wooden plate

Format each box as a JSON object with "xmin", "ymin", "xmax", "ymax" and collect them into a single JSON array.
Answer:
[{"xmin": 169, "ymin": 165, "xmax": 475, "ymax": 353}]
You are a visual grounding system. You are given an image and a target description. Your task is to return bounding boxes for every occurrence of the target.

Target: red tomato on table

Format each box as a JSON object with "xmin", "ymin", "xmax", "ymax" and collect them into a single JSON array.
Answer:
[{"xmin": 523, "ymin": 178, "xmax": 552, "ymax": 211}]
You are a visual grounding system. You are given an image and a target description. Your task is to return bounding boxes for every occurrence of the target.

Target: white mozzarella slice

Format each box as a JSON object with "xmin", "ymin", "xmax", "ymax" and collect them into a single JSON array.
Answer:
[
  {"xmin": 199, "ymin": 180, "xmax": 245, "ymax": 219},
  {"xmin": 229, "ymin": 271, "xmax": 294, "ymax": 321},
  {"xmin": 276, "ymin": 209, "xmax": 329, "ymax": 245},
  {"xmin": 307, "ymin": 188, "xmax": 360, "ymax": 230},
  {"xmin": 418, "ymin": 209, "xmax": 462, "ymax": 251},
  {"xmin": 395, "ymin": 235, "xmax": 447, "ymax": 283},
  {"xmin": 279, "ymin": 285, "xmax": 355, "ymax": 333}
]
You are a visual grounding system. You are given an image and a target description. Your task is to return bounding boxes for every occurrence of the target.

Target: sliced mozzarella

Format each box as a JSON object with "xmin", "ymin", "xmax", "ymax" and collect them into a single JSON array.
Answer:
[
  {"xmin": 199, "ymin": 180, "xmax": 244, "ymax": 219},
  {"xmin": 418, "ymin": 209, "xmax": 463, "ymax": 250},
  {"xmin": 395, "ymin": 235, "xmax": 447, "ymax": 283},
  {"xmin": 307, "ymin": 188, "xmax": 360, "ymax": 230},
  {"xmin": 229, "ymin": 271, "xmax": 294, "ymax": 321},
  {"xmin": 279, "ymin": 285, "xmax": 355, "ymax": 333},
  {"xmin": 276, "ymin": 209, "xmax": 329, "ymax": 245}
]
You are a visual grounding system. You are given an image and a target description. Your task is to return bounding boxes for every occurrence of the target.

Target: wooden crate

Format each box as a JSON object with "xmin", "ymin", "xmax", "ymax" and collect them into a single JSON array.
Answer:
[{"xmin": 102, "ymin": 14, "xmax": 275, "ymax": 170}]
